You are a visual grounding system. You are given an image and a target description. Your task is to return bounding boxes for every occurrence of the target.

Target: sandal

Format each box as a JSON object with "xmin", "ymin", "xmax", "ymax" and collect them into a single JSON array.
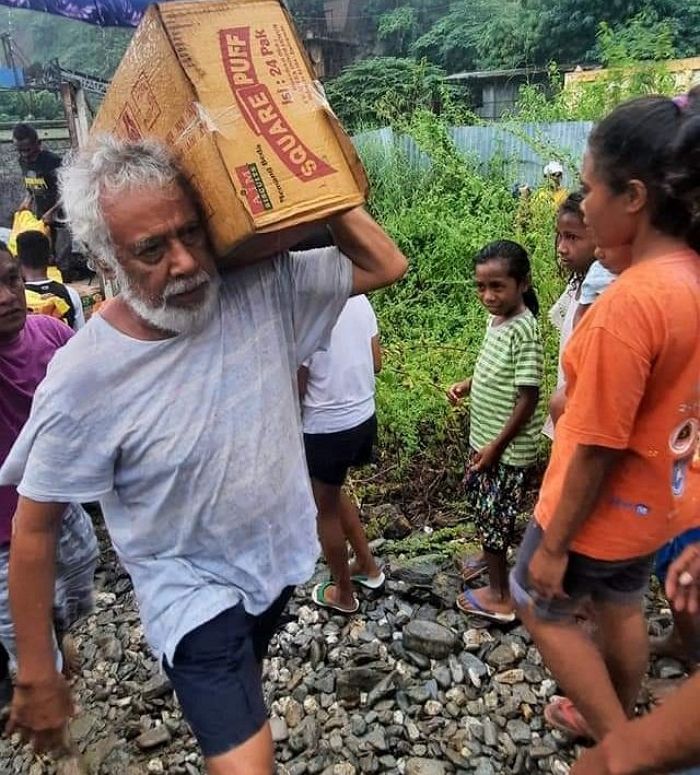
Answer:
[
  {"xmin": 455, "ymin": 555, "xmax": 488, "ymax": 583},
  {"xmin": 455, "ymin": 589, "xmax": 516, "ymax": 623},
  {"xmin": 350, "ymin": 570, "xmax": 386, "ymax": 590},
  {"xmin": 544, "ymin": 696, "xmax": 594, "ymax": 740},
  {"xmin": 312, "ymin": 582, "xmax": 359, "ymax": 614}
]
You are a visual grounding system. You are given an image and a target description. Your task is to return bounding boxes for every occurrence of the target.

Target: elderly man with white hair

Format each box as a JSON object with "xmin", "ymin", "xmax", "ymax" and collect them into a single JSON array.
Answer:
[{"xmin": 0, "ymin": 135, "xmax": 408, "ymax": 774}]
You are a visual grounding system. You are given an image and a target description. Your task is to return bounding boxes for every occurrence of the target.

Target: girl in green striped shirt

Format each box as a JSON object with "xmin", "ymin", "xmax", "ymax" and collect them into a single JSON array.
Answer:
[{"xmin": 448, "ymin": 240, "xmax": 543, "ymax": 622}]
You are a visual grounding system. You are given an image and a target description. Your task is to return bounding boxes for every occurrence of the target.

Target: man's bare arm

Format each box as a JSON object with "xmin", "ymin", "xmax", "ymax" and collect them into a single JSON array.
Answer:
[
  {"xmin": 10, "ymin": 497, "xmax": 64, "ymax": 680},
  {"xmin": 329, "ymin": 208, "xmax": 408, "ymax": 295}
]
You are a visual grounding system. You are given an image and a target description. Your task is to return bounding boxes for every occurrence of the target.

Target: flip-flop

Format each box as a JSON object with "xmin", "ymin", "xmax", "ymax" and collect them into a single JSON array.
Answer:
[
  {"xmin": 544, "ymin": 696, "xmax": 594, "ymax": 740},
  {"xmin": 455, "ymin": 555, "xmax": 488, "ymax": 583},
  {"xmin": 455, "ymin": 589, "xmax": 517, "ymax": 623},
  {"xmin": 350, "ymin": 570, "xmax": 386, "ymax": 590},
  {"xmin": 312, "ymin": 582, "xmax": 359, "ymax": 614}
]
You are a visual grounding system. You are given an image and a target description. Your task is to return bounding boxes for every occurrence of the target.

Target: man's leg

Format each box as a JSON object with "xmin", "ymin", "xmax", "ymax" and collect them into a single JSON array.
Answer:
[
  {"xmin": 164, "ymin": 606, "xmax": 274, "ymax": 775},
  {"xmin": 205, "ymin": 725, "xmax": 273, "ymax": 775},
  {"xmin": 338, "ymin": 491, "xmax": 381, "ymax": 580},
  {"xmin": 518, "ymin": 606, "xmax": 627, "ymax": 740},
  {"xmin": 596, "ymin": 599, "xmax": 649, "ymax": 715},
  {"xmin": 312, "ymin": 479, "xmax": 356, "ymax": 609}
]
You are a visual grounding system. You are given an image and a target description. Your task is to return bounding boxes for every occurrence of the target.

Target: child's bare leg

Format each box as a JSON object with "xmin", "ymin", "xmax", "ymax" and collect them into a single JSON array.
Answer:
[
  {"xmin": 467, "ymin": 550, "xmax": 515, "ymax": 615},
  {"xmin": 338, "ymin": 491, "xmax": 380, "ymax": 579}
]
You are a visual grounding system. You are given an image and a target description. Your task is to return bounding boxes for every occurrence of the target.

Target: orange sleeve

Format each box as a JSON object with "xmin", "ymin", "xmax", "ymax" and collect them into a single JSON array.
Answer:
[{"xmin": 562, "ymin": 325, "xmax": 652, "ymax": 449}]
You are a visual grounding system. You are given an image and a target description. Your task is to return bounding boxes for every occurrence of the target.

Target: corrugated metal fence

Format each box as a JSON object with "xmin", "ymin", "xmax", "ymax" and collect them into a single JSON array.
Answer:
[{"xmin": 354, "ymin": 121, "xmax": 594, "ymax": 189}]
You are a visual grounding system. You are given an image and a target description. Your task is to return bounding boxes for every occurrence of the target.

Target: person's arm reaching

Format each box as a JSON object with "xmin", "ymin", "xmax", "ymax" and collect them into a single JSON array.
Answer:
[
  {"xmin": 8, "ymin": 497, "xmax": 74, "ymax": 753},
  {"xmin": 328, "ymin": 207, "xmax": 408, "ymax": 295},
  {"xmin": 571, "ymin": 671, "xmax": 700, "ymax": 774}
]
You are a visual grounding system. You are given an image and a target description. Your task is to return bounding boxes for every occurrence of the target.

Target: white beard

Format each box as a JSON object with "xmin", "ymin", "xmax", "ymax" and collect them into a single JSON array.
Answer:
[{"xmin": 114, "ymin": 265, "xmax": 221, "ymax": 335}]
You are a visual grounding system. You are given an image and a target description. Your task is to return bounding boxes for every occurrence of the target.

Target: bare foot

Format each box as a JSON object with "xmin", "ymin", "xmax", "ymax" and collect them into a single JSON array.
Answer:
[
  {"xmin": 348, "ymin": 558, "xmax": 381, "ymax": 581},
  {"xmin": 321, "ymin": 582, "xmax": 357, "ymax": 612}
]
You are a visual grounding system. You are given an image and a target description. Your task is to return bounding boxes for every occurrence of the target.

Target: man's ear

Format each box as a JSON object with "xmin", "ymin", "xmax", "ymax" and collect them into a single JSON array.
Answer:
[{"xmin": 625, "ymin": 179, "xmax": 648, "ymax": 215}]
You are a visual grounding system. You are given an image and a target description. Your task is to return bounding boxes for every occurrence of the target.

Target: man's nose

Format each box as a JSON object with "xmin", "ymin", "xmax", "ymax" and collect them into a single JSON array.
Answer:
[{"xmin": 168, "ymin": 239, "xmax": 200, "ymax": 277}]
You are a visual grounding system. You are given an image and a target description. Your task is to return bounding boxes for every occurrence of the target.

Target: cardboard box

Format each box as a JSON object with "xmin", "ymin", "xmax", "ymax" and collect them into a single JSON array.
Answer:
[{"xmin": 91, "ymin": 0, "xmax": 367, "ymax": 260}]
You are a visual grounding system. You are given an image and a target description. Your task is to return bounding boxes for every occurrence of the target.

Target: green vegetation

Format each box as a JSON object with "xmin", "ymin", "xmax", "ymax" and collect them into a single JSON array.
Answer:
[{"xmin": 356, "ymin": 38, "xmax": 683, "ymax": 517}]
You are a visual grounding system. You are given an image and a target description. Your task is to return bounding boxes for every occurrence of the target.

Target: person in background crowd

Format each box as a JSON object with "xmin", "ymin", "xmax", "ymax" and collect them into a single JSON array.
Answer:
[
  {"xmin": 13, "ymin": 123, "xmax": 62, "ymax": 225},
  {"xmin": 18, "ymin": 230, "xmax": 85, "ymax": 331},
  {"xmin": 536, "ymin": 160, "xmax": 568, "ymax": 209},
  {"xmin": 511, "ymin": 95, "xmax": 700, "ymax": 742},
  {"xmin": 543, "ymin": 192, "xmax": 597, "ymax": 438},
  {"xmin": 0, "ymin": 136, "xmax": 407, "ymax": 775},
  {"xmin": 448, "ymin": 240, "xmax": 543, "ymax": 623},
  {"xmin": 0, "ymin": 246, "xmax": 98, "ymax": 700},
  {"xmin": 572, "ymin": 537, "xmax": 700, "ymax": 775},
  {"xmin": 300, "ymin": 295, "xmax": 385, "ymax": 614}
]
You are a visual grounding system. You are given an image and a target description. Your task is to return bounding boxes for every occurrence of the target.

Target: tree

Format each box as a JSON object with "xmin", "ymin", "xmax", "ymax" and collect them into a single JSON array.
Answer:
[
  {"xmin": 325, "ymin": 57, "xmax": 452, "ymax": 131},
  {"xmin": 377, "ymin": 7, "xmax": 418, "ymax": 58}
]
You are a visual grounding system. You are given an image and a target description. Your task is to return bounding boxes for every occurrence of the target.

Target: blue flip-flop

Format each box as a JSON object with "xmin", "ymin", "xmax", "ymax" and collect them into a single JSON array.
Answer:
[{"xmin": 456, "ymin": 589, "xmax": 516, "ymax": 623}]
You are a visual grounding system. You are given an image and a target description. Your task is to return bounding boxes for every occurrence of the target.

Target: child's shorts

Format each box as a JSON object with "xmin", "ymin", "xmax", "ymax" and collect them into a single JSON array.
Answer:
[
  {"xmin": 465, "ymin": 449, "xmax": 533, "ymax": 553},
  {"xmin": 304, "ymin": 414, "xmax": 377, "ymax": 487},
  {"xmin": 510, "ymin": 520, "xmax": 654, "ymax": 623}
]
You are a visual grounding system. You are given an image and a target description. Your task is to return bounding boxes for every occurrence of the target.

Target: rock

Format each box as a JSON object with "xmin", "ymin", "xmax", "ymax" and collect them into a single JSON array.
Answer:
[
  {"xmin": 495, "ymin": 668, "xmax": 525, "ymax": 685},
  {"xmin": 391, "ymin": 555, "xmax": 444, "ymax": 587},
  {"xmin": 136, "ymin": 725, "xmax": 172, "ymax": 751},
  {"xmin": 98, "ymin": 635, "xmax": 123, "ymax": 662},
  {"xmin": 506, "ymin": 719, "xmax": 532, "ymax": 743},
  {"xmin": 463, "ymin": 628, "xmax": 494, "ymax": 652},
  {"xmin": 430, "ymin": 572, "xmax": 463, "ymax": 608},
  {"xmin": 483, "ymin": 718, "xmax": 498, "ymax": 747},
  {"xmin": 69, "ymin": 711, "xmax": 99, "ymax": 742},
  {"xmin": 424, "ymin": 700, "xmax": 443, "ymax": 717},
  {"xmin": 322, "ymin": 765, "xmax": 357, "ymax": 775},
  {"xmin": 365, "ymin": 726, "xmax": 388, "ymax": 752},
  {"xmin": 371, "ymin": 504, "xmax": 412, "ymax": 540},
  {"xmin": 403, "ymin": 620, "xmax": 456, "ymax": 659},
  {"xmin": 487, "ymin": 643, "xmax": 518, "ymax": 668},
  {"xmin": 147, "ymin": 760, "xmax": 165, "ymax": 774},
  {"xmin": 141, "ymin": 673, "xmax": 173, "ymax": 701},
  {"xmin": 284, "ymin": 699, "xmax": 304, "ymax": 729},
  {"xmin": 337, "ymin": 666, "xmax": 386, "ymax": 702},
  {"xmin": 404, "ymin": 758, "xmax": 446, "ymax": 775},
  {"xmin": 270, "ymin": 716, "xmax": 289, "ymax": 743},
  {"xmin": 366, "ymin": 672, "xmax": 396, "ymax": 707},
  {"xmin": 432, "ymin": 665, "xmax": 452, "ymax": 690}
]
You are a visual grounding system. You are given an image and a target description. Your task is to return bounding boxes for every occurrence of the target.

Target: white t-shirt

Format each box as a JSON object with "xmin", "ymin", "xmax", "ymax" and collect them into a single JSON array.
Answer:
[
  {"xmin": 0, "ymin": 249, "xmax": 352, "ymax": 663},
  {"xmin": 302, "ymin": 294, "xmax": 378, "ymax": 434}
]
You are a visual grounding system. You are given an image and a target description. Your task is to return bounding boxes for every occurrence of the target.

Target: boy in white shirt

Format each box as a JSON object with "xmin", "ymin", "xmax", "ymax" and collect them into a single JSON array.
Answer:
[{"xmin": 300, "ymin": 295, "xmax": 385, "ymax": 613}]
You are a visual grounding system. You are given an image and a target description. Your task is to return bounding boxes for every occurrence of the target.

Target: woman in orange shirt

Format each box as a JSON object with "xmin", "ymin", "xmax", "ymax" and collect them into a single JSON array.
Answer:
[{"xmin": 510, "ymin": 94, "xmax": 700, "ymax": 742}]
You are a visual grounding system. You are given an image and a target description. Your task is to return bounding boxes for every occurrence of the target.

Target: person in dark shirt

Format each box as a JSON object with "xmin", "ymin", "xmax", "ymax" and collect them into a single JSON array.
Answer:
[{"xmin": 12, "ymin": 123, "xmax": 62, "ymax": 222}]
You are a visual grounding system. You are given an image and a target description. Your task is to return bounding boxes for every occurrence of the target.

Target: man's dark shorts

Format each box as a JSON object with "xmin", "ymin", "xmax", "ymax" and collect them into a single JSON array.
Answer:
[
  {"xmin": 510, "ymin": 521, "xmax": 654, "ymax": 622},
  {"xmin": 304, "ymin": 414, "xmax": 377, "ymax": 486},
  {"xmin": 163, "ymin": 587, "xmax": 294, "ymax": 758}
]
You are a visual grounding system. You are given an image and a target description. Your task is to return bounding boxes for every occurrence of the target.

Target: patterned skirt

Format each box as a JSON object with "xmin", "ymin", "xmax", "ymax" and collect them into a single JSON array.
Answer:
[{"xmin": 464, "ymin": 448, "xmax": 534, "ymax": 553}]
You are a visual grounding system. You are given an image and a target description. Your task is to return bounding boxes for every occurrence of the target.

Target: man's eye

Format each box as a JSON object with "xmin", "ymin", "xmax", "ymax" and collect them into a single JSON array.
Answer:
[{"xmin": 180, "ymin": 225, "xmax": 204, "ymax": 245}]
